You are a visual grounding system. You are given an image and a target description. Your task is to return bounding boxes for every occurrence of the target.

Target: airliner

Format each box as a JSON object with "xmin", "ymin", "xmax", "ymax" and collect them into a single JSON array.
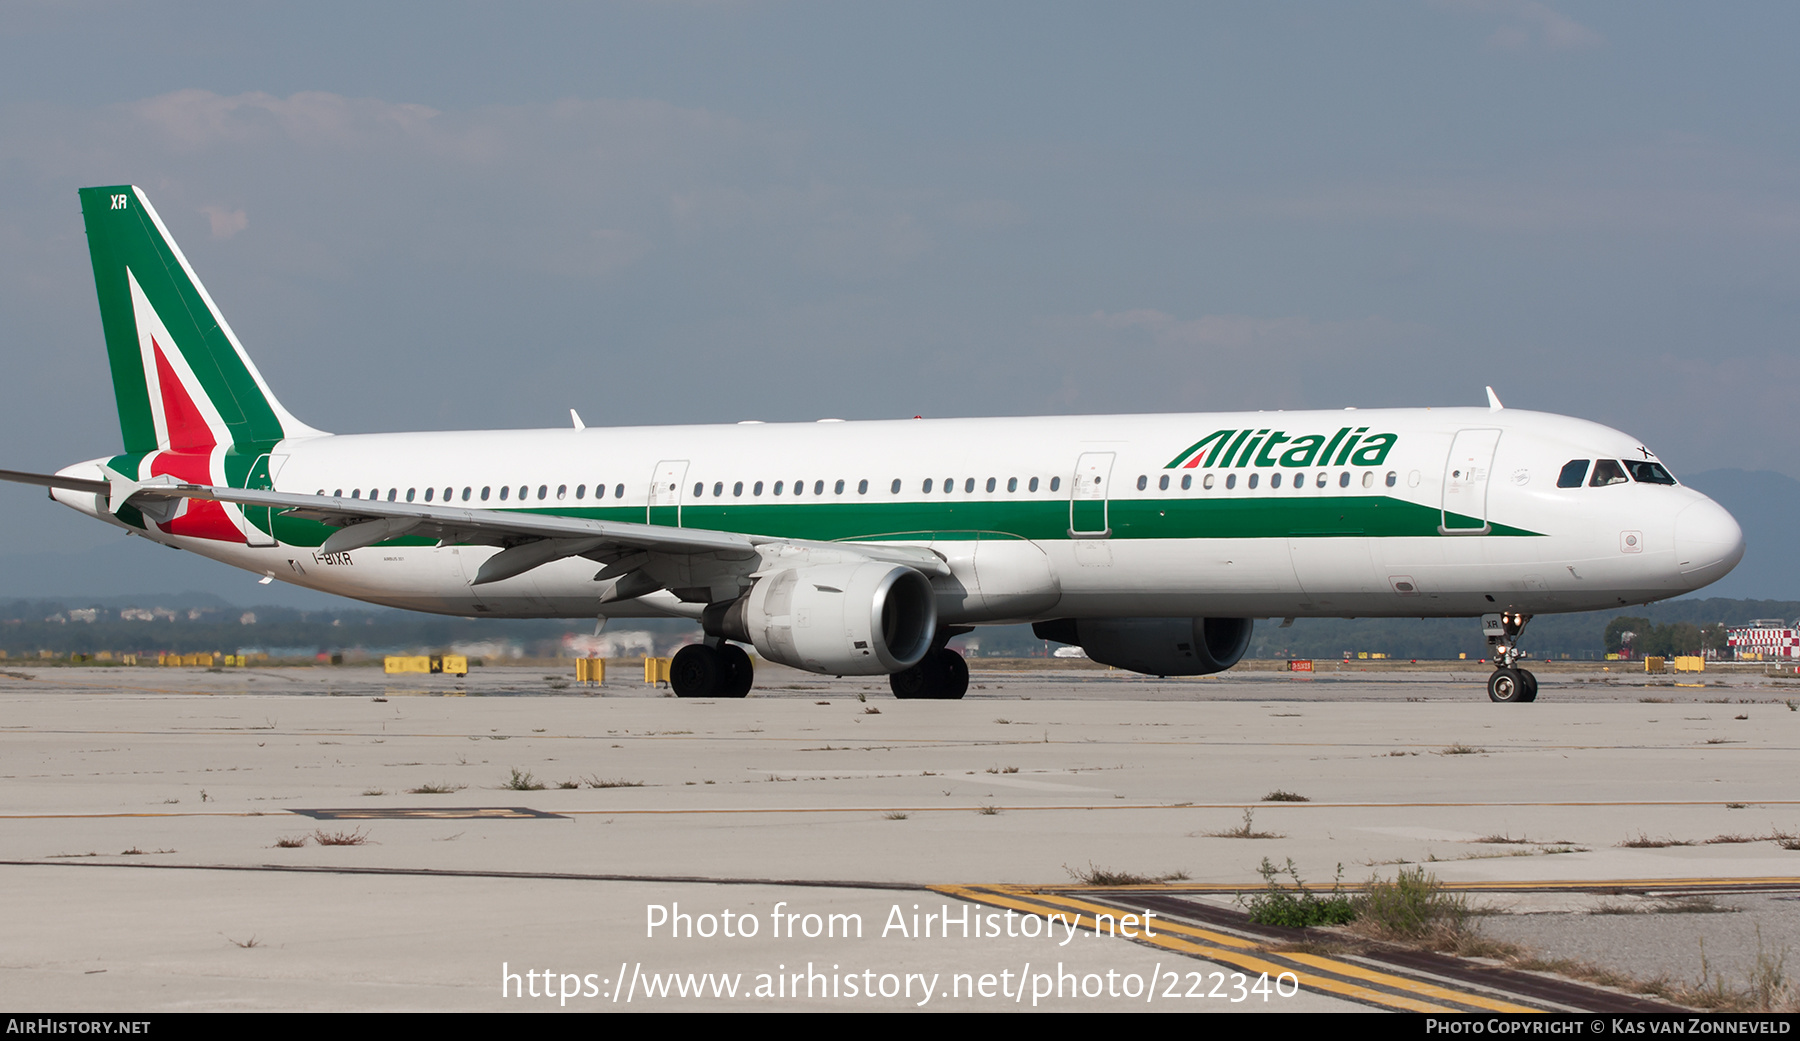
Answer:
[{"xmin": 1, "ymin": 186, "xmax": 1746, "ymax": 703}]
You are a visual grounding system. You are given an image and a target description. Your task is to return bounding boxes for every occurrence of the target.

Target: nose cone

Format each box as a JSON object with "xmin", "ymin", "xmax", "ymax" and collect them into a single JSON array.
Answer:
[{"xmin": 1674, "ymin": 496, "xmax": 1745, "ymax": 590}]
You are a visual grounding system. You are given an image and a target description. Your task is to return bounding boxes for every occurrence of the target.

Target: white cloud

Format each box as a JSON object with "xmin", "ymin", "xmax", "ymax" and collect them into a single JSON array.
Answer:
[
  {"xmin": 1433, "ymin": 0, "xmax": 1604, "ymax": 52},
  {"xmin": 3, "ymin": 89, "xmax": 946, "ymax": 284},
  {"xmin": 200, "ymin": 204, "xmax": 247, "ymax": 239}
]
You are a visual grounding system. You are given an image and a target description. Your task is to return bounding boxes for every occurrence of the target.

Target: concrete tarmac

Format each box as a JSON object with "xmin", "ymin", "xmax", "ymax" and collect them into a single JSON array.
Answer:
[{"xmin": 4, "ymin": 662, "xmax": 1799, "ymax": 1012}]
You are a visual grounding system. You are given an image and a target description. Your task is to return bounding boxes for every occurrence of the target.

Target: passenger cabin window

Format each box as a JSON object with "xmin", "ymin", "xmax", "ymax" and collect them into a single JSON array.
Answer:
[
  {"xmin": 1181, "ymin": 474, "xmax": 1192, "ymax": 490},
  {"xmin": 614, "ymin": 484, "xmax": 624, "ymax": 499},
  {"xmin": 834, "ymin": 479, "xmax": 845, "ymax": 494},
  {"xmin": 1557, "ymin": 460, "xmax": 1590, "ymax": 488},
  {"xmin": 1029, "ymin": 477, "xmax": 1039, "ymax": 492},
  {"xmin": 1225, "ymin": 474, "xmax": 1236, "ymax": 490},
  {"xmin": 773, "ymin": 480, "xmax": 784, "ymax": 495},
  {"xmin": 575, "ymin": 485, "xmax": 585, "ymax": 499},
  {"xmin": 1158, "ymin": 474, "xmax": 1169, "ymax": 491},
  {"xmin": 965, "ymin": 478, "xmax": 975, "ymax": 493},
  {"xmin": 557, "ymin": 485, "xmax": 567, "ymax": 500},
  {"xmin": 1590, "ymin": 460, "xmax": 1629, "ymax": 487},
  {"xmin": 734, "ymin": 481, "xmax": 744, "ymax": 497},
  {"xmin": 499, "ymin": 486, "xmax": 509, "ymax": 501},
  {"xmin": 1136, "ymin": 475, "xmax": 1147, "ymax": 491},
  {"xmin": 858, "ymin": 479, "xmax": 868, "ymax": 494},
  {"xmin": 986, "ymin": 477, "xmax": 997, "ymax": 493},
  {"xmin": 922, "ymin": 478, "xmax": 933, "ymax": 493},
  {"xmin": 1247, "ymin": 473, "xmax": 1259, "ymax": 489},
  {"xmin": 891, "ymin": 479, "xmax": 902, "ymax": 494},
  {"xmin": 1270, "ymin": 473, "xmax": 1282, "ymax": 489},
  {"xmin": 1202, "ymin": 474, "xmax": 1213, "ymax": 490},
  {"xmin": 424, "ymin": 487, "xmax": 433, "ymax": 502},
  {"xmin": 814, "ymin": 480, "xmax": 825, "ymax": 495},
  {"xmin": 481, "ymin": 487, "xmax": 490, "ymax": 501},
  {"xmin": 754, "ymin": 481, "xmax": 764, "ymax": 496},
  {"xmin": 1050, "ymin": 476, "xmax": 1061, "ymax": 492},
  {"xmin": 1626, "ymin": 461, "xmax": 1677, "ymax": 485},
  {"xmin": 1007, "ymin": 477, "xmax": 1018, "ymax": 492}
]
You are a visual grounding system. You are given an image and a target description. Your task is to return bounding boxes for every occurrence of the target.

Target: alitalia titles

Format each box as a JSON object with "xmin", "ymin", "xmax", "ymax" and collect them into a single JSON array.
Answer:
[{"xmin": 1165, "ymin": 427, "xmax": 1399, "ymax": 471}]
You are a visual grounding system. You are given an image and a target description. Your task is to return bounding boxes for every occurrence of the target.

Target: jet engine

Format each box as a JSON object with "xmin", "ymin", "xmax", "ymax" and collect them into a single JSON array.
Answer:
[
  {"xmin": 1031, "ymin": 617, "xmax": 1254, "ymax": 676},
  {"xmin": 704, "ymin": 562, "xmax": 937, "ymax": 676}
]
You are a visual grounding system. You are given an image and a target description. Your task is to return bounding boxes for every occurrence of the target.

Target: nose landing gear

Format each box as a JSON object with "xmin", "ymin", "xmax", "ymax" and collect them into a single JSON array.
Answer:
[{"xmin": 1482, "ymin": 612, "xmax": 1537, "ymax": 703}]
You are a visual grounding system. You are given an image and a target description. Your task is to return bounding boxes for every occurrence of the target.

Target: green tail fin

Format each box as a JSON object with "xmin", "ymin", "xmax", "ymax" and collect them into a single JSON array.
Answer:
[{"xmin": 79, "ymin": 185, "xmax": 322, "ymax": 453}]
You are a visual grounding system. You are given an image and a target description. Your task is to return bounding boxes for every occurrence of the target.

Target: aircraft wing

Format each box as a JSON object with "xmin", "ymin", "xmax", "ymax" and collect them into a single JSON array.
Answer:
[{"xmin": 0, "ymin": 468, "xmax": 949, "ymax": 588}]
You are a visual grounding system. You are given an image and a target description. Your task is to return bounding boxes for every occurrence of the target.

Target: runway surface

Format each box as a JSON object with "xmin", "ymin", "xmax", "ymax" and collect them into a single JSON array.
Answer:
[{"xmin": 4, "ymin": 662, "xmax": 1798, "ymax": 1012}]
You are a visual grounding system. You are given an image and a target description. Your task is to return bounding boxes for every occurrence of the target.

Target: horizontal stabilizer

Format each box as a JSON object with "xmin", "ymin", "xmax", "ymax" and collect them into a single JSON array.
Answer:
[{"xmin": 0, "ymin": 468, "xmax": 109, "ymax": 496}]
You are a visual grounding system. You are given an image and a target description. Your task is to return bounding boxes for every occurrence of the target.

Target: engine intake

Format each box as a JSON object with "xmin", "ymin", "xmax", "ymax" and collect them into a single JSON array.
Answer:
[
  {"xmin": 705, "ymin": 563, "xmax": 937, "ymax": 675},
  {"xmin": 1032, "ymin": 617, "xmax": 1253, "ymax": 676}
]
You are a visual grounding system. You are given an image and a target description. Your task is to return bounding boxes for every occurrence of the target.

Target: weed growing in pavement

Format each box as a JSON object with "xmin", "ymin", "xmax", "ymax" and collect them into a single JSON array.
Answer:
[{"xmin": 1241, "ymin": 858, "xmax": 1355, "ymax": 928}]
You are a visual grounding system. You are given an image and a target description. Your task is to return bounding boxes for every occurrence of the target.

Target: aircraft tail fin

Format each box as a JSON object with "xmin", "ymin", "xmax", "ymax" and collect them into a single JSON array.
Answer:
[{"xmin": 79, "ymin": 185, "xmax": 325, "ymax": 454}]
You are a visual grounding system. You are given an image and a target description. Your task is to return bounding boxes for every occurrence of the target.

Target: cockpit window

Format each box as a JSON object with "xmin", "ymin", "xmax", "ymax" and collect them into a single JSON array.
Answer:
[
  {"xmin": 1557, "ymin": 460, "xmax": 1590, "ymax": 488},
  {"xmin": 1589, "ymin": 460, "xmax": 1629, "ymax": 487},
  {"xmin": 1626, "ymin": 460, "xmax": 1677, "ymax": 485}
]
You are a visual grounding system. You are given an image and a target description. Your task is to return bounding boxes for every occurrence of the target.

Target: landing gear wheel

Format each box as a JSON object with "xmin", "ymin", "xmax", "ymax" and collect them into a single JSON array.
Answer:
[
  {"xmin": 670, "ymin": 644, "xmax": 722, "ymax": 698},
  {"xmin": 888, "ymin": 660, "xmax": 932, "ymax": 700},
  {"xmin": 1487, "ymin": 667, "xmax": 1528, "ymax": 704},
  {"xmin": 716, "ymin": 643, "xmax": 754, "ymax": 699},
  {"xmin": 935, "ymin": 648, "xmax": 968, "ymax": 700},
  {"xmin": 888, "ymin": 648, "xmax": 968, "ymax": 700},
  {"xmin": 1518, "ymin": 669, "xmax": 1538, "ymax": 703}
]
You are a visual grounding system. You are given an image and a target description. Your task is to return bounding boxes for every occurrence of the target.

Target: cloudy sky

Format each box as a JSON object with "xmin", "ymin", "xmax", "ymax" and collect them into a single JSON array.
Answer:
[{"xmin": 1, "ymin": 2, "xmax": 1795, "ymax": 604}]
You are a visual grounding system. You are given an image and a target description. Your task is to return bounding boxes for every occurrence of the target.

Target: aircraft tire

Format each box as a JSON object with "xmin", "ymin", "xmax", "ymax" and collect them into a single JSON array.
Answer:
[
  {"xmin": 1519, "ymin": 669, "xmax": 1538, "ymax": 703},
  {"xmin": 717, "ymin": 644, "xmax": 754, "ymax": 698},
  {"xmin": 670, "ymin": 644, "xmax": 722, "ymax": 698},
  {"xmin": 889, "ymin": 659, "xmax": 935, "ymax": 699},
  {"xmin": 1487, "ymin": 667, "xmax": 1528, "ymax": 704},
  {"xmin": 934, "ymin": 649, "xmax": 969, "ymax": 700}
]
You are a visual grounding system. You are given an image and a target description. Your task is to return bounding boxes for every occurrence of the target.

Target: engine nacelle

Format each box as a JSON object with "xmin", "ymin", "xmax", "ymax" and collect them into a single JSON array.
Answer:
[
  {"xmin": 1032, "ymin": 617, "xmax": 1254, "ymax": 676},
  {"xmin": 705, "ymin": 563, "xmax": 937, "ymax": 676}
]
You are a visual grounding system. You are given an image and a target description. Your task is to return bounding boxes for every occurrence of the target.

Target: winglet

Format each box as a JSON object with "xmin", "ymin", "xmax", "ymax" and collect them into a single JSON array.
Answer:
[
  {"xmin": 1485, "ymin": 386, "xmax": 1504, "ymax": 412},
  {"xmin": 570, "ymin": 409, "xmax": 586, "ymax": 430}
]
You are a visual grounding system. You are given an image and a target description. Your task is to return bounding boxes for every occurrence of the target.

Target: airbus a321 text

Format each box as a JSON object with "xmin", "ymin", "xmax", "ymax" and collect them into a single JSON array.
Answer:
[{"xmin": 2, "ymin": 186, "xmax": 1746, "ymax": 702}]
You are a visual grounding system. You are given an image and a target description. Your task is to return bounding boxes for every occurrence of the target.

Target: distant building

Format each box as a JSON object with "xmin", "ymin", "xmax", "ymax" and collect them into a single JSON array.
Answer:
[{"xmin": 1726, "ymin": 621, "xmax": 1800, "ymax": 660}]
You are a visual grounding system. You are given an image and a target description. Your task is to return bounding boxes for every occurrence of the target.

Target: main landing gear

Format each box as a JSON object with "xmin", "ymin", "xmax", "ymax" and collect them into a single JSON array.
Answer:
[
  {"xmin": 670, "ymin": 641, "xmax": 754, "ymax": 698},
  {"xmin": 885, "ymin": 623, "xmax": 971, "ymax": 703},
  {"xmin": 888, "ymin": 647, "xmax": 969, "ymax": 700},
  {"xmin": 1483, "ymin": 611, "xmax": 1538, "ymax": 703}
]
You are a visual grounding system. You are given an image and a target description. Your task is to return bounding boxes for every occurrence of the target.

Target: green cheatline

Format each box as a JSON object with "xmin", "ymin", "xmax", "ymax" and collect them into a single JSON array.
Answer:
[{"xmin": 235, "ymin": 490, "xmax": 1538, "ymax": 549}]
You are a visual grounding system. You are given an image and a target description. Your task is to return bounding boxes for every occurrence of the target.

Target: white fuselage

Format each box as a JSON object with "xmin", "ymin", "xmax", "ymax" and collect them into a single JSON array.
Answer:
[{"xmin": 54, "ymin": 406, "xmax": 1744, "ymax": 624}]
